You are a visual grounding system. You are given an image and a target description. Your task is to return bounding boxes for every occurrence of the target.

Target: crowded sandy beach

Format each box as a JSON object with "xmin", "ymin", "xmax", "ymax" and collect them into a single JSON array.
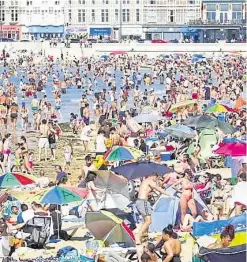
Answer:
[{"xmin": 0, "ymin": 43, "xmax": 246, "ymax": 262}]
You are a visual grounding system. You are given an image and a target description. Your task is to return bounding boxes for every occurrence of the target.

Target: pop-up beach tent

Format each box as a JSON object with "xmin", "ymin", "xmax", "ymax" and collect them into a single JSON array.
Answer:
[{"xmin": 150, "ymin": 187, "xmax": 209, "ymax": 232}]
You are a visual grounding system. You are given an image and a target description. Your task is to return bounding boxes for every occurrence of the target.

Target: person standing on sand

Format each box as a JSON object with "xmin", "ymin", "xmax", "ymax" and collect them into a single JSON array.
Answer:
[
  {"xmin": 135, "ymin": 173, "xmax": 175, "ymax": 245},
  {"xmin": 38, "ymin": 119, "xmax": 50, "ymax": 161}
]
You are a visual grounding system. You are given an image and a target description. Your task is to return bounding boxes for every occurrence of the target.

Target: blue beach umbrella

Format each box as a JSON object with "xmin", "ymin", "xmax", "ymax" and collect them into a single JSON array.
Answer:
[
  {"xmin": 112, "ymin": 161, "xmax": 173, "ymax": 180},
  {"xmin": 164, "ymin": 124, "xmax": 195, "ymax": 139},
  {"xmin": 100, "ymin": 55, "xmax": 109, "ymax": 59}
]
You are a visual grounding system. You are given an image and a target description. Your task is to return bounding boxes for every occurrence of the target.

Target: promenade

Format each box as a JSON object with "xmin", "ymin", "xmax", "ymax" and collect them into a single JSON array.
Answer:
[{"xmin": 1, "ymin": 41, "xmax": 246, "ymax": 59}]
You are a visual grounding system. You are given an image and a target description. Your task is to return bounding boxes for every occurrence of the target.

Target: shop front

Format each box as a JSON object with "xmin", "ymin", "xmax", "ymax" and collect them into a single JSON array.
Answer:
[
  {"xmin": 65, "ymin": 26, "xmax": 88, "ymax": 39},
  {"xmin": 121, "ymin": 26, "xmax": 143, "ymax": 39},
  {"xmin": 28, "ymin": 25, "xmax": 65, "ymax": 40},
  {"xmin": 89, "ymin": 27, "xmax": 112, "ymax": 38},
  {"xmin": 0, "ymin": 25, "xmax": 21, "ymax": 40}
]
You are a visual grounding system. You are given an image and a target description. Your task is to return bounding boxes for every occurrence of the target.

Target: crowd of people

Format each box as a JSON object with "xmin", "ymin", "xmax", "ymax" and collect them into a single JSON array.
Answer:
[{"xmin": 0, "ymin": 48, "xmax": 246, "ymax": 261}]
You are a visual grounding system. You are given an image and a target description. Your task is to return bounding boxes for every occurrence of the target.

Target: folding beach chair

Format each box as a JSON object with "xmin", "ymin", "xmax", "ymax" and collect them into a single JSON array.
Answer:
[{"xmin": 23, "ymin": 216, "xmax": 52, "ymax": 248}]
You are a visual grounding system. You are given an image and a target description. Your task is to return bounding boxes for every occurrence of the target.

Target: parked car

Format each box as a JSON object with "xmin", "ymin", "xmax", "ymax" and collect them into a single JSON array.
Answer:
[
  {"xmin": 169, "ymin": 39, "xmax": 179, "ymax": 43},
  {"xmin": 0, "ymin": 38, "xmax": 15, "ymax": 42},
  {"xmin": 152, "ymin": 39, "xmax": 169, "ymax": 43},
  {"xmin": 20, "ymin": 39, "xmax": 30, "ymax": 42},
  {"xmin": 87, "ymin": 39, "xmax": 97, "ymax": 43},
  {"xmin": 70, "ymin": 38, "xmax": 80, "ymax": 43}
]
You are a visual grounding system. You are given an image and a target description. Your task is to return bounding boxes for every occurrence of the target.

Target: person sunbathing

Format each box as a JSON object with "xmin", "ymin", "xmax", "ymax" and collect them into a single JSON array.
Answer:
[
  {"xmin": 208, "ymin": 225, "xmax": 235, "ymax": 249},
  {"xmin": 180, "ymin": 209, "xmax": 216, "ymax": 232}
]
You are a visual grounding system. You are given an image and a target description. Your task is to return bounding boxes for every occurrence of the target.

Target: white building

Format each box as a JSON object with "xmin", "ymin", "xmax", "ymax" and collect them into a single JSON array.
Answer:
[
  {"xmin": 0, "ymin": 0, "xmax": 202, "ymax": 40},
  {"xmin": 0, "ymin": 0, "xmax": 66, "ymax": 40},
  {"xmin": 65, "ymin": 0, "xmax": 144, "ymax": 39}
]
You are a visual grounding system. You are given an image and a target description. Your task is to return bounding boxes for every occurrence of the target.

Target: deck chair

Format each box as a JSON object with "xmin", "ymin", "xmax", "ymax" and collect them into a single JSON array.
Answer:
[{"xmin": 23, "ymin": 216, "xmax": 52, "ymax": 249}]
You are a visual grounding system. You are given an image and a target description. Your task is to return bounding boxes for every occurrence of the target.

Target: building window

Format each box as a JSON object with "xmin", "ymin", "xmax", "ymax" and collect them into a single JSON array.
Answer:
[
  {"xmin": 220, "ymin": 4, "xmax": 228, "ymax": 11},
  {"xmin": 232, "ymin": 12, "xmax": 242, "ymax": 20},
  {"xmin": 169, "ymin": 10, "xmax": 174, "ymax": 22},
  {"xmin": 0, "ymin": 1, "xmax": 4, "ymax": 6},
  {"xmin": 68, "ymin": 0, "xmax": 71, "ymax": 4},
  {"xmin": 49, "ymin": 7, "xmax": 53, "ymax": 14},
  {"xmin": 136, "ymin": 0, "xmax": 139, "ymax": 3},
  {"xmin": 123, "ymin": 9, "xmax": 130, "ymax": 22},
  {"xmin": 136, "ymin": 9, "xmax": 140, "ymax": 22},
  {"xmin": 207, "ymin": 11, "xmax": 216, "ymax": 21},
  {"xmin": 92, "ymin": 9, "xmax": 95, "ymax": 22},
  {"xmin": 78, "ymin": 9, "xmax": 85, "ymax": 22},
  {"xmin": 26, "ymin": 1, "xmax": 32, "ymax": 5},
  {"xmin": 115, "ymin": 0, "xmax": 118, "ymax": 3},
  {"xmin": 79, "ymin": 0, "xmax": 85, "ymax": 4},
  {"xmin": 105, "ymin": 9, "xmax": 109, "ymax": 22},
  {"xmin": 206, "ymin": 4, "xmax": 216, "ymax": 11},
  {"xmin": 101, "ymin": 9, "xmax": 105, "ymax": 22},
  {"xmin": 55, "ymin": 1, "xmax": 60, "ymax": 5},
  {"xmin": 189, "ymin": 0, "xmax": 195, "ymax": 4},
  {"xmin": 11, "ymin": 9, "xmax": 18, "ymax": 21},
  {"xmin": 0, "ymin": 9, "xmax": 5, "ymax": 22},
  {"xmin": 115, "ymin": 9, "xmax": 118, "ymax": 22},
  {"xmin": 68, "ymin": 9, "xmax": 72, "ymax": 22},
  {"xmin": 232, "ymin": 4, "xmax": 242, "ymax": 11},
  {"xmin": 150, "ymin": 0, "xmax": 155, "ymax": 4},
  {"xmin": 92, "ymin": 0, "xmax": 95, "ymax": 3}
]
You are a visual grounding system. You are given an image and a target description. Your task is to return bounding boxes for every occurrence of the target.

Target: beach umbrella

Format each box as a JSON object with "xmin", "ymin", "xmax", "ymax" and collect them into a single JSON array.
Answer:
[
  {"xmin": 133, "ymin": 112, "xmax": 164, "ymax": 123},
  {"xmin": 86, "ymin": 210, "xmax": 135, "ymax": 247},
  {"xmin": 183, "ymin": 115, "xmax": 218, "ymax": 129},
  {"xmin": 94, "ymin": 170, "xmax": 130, "ymax": 209},
  {"xmin": 193, "ymin": 54, "xmax": 205, "ymax": 59},
  {"xmin": 164, "ymin": 124, "xmax": 195, "ymax": 139},
  {"xmin": 32, "ymin": 186, "xmax": 84, "ymax": 205},
  {"xmin": 0, "ymin": 173, "xmax": 36, "ymax": 188},
  {"xmin": 103, "ymin": 146, "xmax": 144, "ymax": 161},
  {"xmin": 184, "ymin": 115, "xmax": 236, "ymax": 134},
  {"xmin": 112, "ymin": 161, "xmax": 173, "ymax": 180},
  {"xmin": 64, "ymin": 187, "xmax": 89, "ymax": 199},
  {"xmin": 206, "ymin": 104, "xmax": 234, "ymax": 113},
  {"xmin": 217, "ymin": 121, "xmax": 236, "ymax": 134},
  {"xmin": 170, "ymin": 100, "xmax": 196, "ymax": 113},
  {"xmin": 100, "ymin": 55, "xmax": 109, "ymax": 59},
  {"xmin": 110, "ymin": 51, "xmax": 127, "ymax": 56},
  {"xmin": 32, "ymin": 186, "xmax": 85, "ymax": 239},
  {"xmin": 214, "ymin": 142, "xmax": 246, "ymax": 157}
]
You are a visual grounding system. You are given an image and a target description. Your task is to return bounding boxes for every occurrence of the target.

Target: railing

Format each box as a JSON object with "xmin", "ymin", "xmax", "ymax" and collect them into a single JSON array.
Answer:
[{"xmin": 188, "ymin": 19, "xmax": 246, "ymax": 25}]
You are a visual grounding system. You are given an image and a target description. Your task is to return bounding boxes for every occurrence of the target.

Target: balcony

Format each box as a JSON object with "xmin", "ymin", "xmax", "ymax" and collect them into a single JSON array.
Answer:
[{"xmin": 188, "ymin": 19, "xmax": 246, "ymax": 25}]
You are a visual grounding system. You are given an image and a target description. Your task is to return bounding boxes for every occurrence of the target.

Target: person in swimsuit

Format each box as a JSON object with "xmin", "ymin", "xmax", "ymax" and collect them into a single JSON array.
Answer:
[
  {"xmin": 3, "ymin": 133, "xmax": 11, "ymax": 173},
  {"xmin": 20, "ymin": 102, "xmax": 29, "ymax": 131},
  {"xmin": 161, "ymin": 226, "xmax": 182, "ymax": 262},
  {"xmin": 83, "ymin": 103, "xmax": 90, "ymax": 126},
  {"xmin": 85, "ymin": 172, "xmax": 106, "ymax": 211},
  {"xmin": 135, "ymin": 173, "xmax": 175, "ymax": 245},
  {"xmin": 172, "ymin": 172, "xmax": 197, "ymax": 224},
  {"xmin": 55, "ymin": 96, "xmax": 62, "ymax": 118},
  {"xmin": 9, "ymin": 102, "xmax": 19, "ymax": 130}
]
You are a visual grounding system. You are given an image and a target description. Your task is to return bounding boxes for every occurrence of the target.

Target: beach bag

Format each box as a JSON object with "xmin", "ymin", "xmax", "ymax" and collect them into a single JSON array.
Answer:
[
  {"xmin": 85, "ymin": 240, "xmax": 105, "ymax": 258},
  {"xmin": 58, "ymin": 246, "xmax": 80, "ymax": 262}
]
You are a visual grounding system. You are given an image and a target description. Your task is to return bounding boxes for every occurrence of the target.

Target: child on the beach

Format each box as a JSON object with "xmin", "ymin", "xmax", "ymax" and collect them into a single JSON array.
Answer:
[{"xmin": 63, "ymin": 141, "xmax": 73, "ymax": 175}]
